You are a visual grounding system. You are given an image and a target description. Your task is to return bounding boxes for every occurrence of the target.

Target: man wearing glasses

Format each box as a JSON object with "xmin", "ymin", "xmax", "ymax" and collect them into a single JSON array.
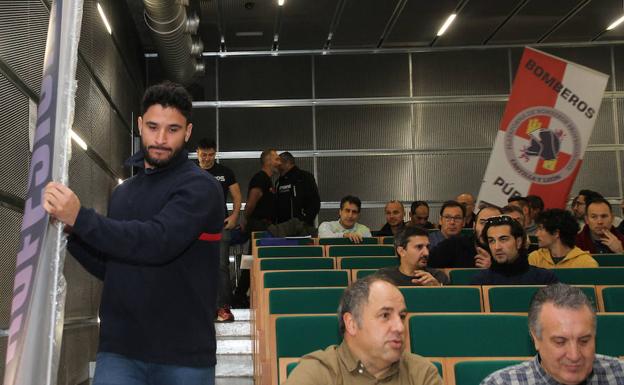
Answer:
[
  {"xmin": 471, "ymin": 215, "xmax": 558, "ymax": 285},
  {"xmin": 428, "ymin": 200, "xmax": 465, "ymax": 249}
]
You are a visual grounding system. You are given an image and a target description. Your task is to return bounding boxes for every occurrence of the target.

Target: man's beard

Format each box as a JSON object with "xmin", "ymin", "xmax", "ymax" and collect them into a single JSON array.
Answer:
[{"xmin": 141, "ymin": 142, "xmax": 180, "ymax": 168}]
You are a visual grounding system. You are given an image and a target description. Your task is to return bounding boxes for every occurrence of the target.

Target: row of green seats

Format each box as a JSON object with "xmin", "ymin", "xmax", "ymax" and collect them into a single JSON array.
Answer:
[
  {"xmin": 449, "ymin": 267, "xmax": 624, "ymax": 286},
  {"xmin": 257, "ymin": 245, "xmax": 395, "ymax": 258},
  {"xmin": 259, "ymin": 256, "xmax": 398, "ymax": 271}
]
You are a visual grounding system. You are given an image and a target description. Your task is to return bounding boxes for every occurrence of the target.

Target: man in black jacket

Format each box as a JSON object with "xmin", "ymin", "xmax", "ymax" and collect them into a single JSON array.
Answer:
[
  {"xmin": 43, "ymin": 81, "xmax": 223, "ymax": 385},
  {"xmin": 270, "ymin": 151, "xmax": 320, "ymax": 236}
]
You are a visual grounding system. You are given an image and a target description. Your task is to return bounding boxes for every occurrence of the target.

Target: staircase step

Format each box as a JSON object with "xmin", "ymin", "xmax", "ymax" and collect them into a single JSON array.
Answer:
[
  {"xmin": 216, "ymin": 354, "xmax": 253, "ymax": 377},
  {"xmin": 216, "ymin": 321, "xmax": 251, "ymax": 337},
  {"xmin": 230, "ymin": 309, "xmax": 251, "ymax": 321},
  {"xmin": 217, "ymin": 338, "xmax": 252, "ymax": 354},
  {"xmin": 215, "ymin": 378, "xmax": 254, "ymax": 385}
]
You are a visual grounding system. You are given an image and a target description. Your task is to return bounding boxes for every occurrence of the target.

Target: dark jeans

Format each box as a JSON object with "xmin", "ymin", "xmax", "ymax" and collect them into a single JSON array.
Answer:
[
  {"xmin": 93, "ymin": 352, "xmax": 215, "ymax": 385},
  {"xmin": 217, "ymin": 229, "xmax": 232, "ymax": 307}
]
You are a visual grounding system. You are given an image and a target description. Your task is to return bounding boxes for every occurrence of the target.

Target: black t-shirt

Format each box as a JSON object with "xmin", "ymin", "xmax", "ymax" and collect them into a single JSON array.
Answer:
[
  {"xmin": 248, "ymin": 171, "xmax": 275, "ymax": 221},
  {"xmin": 204, "ymin": 163, "xmax": 236, "ymax": 217},
  {"xmin": 377, "ymin": 266, "xmax": 449, "ymax": 286}
]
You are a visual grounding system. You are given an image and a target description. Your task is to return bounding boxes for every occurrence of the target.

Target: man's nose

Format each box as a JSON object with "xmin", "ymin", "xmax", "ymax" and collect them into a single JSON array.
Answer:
[
  {"xmin": 566, "ymin": 342, "xmax": 582, "ymax": 362},
  {"xmin": 155, "ymin": 128, "xmax": 167, "ymax": 144},
  {"xmin": 392, "ymin": 315, "xmax": 405, "ymax": 334}
]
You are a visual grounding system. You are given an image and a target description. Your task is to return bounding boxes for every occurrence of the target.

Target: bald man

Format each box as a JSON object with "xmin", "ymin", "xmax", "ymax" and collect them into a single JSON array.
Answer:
[
  {"xmin": 456, "ymin": 193, "xmax": 476, "ymax": 228},
  {"xmin": 378, "ymin": 200, "xmax": 407, "ymax": 236}
]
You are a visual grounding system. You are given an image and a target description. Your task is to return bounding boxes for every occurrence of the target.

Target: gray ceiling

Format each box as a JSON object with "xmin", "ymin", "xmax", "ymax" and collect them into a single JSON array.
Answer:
[{"xmin": 127, "ymin": 0, "xmax": 624, "ymax": 54}]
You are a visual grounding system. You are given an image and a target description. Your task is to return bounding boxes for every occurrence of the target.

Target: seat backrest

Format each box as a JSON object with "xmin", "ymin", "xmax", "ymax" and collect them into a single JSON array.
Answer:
[
  {"xmin": 260, "ymin": 257, "xmax": 334, "ymax": 271},
  {"xmin": 263, "ymin": 270, "xmax": 349, "ymax": 288},
  {"xmin": 382, "ymin": 236, "xmax": 395, "ymax": 245},
  {"xmin": 454, "ymin": 360, "xmax": 526, "ymax": 385},
  {"xmin": 338, "ymin": 256, "xmax": 398, "ymax": 270},
  {"xmin": 600, "ymin": 286, "xmax": 624, "ymax": 311},
  {"xmin": 269, "ymin": 288, "xmax": 345, "ymax": 314},
  {"xmin": 448, "ymin": 269, "xmax": 484, "ymax": 285},
  {"xmin": 257, "ymin": 245, "xmax": 324, "ymax": 258},
  {"xmin": 597, "ymin": 313, "xmax": 624, "ymax": 356},
  {"xmin": 409, "ymin": 314, "xmax": 535, "ymax": 357},
  {"xmin": 485, "ymin": 285, "xmax": 597, "ymax": 312},
  {"xmin": 327, "ymin": 245, "xmax": 395, "ymax": 257},
  {"xmin": 553, "ymin": 268, "xmax": 624, "ymax": 285},
  {"xmin": 592, "ymin": 254, "xmax": 624, "ymax": 267},
  {"xmin": 319, "ymin": 237, "xmax": 378, "ymax": 245},
  {"xmin": 256, "ymin": 238, "xmax": 315, "ymax": 246},
  {"xmin": 353, "ymin": 269, "xmax": 378, "ymax": 281},
  {"xmin": 275, "ymin": 315, "xmax": 341, "ymax": 359},
  {"xmin": 400, "ymin": 287, "xmax": 482, "ymax": 312}
]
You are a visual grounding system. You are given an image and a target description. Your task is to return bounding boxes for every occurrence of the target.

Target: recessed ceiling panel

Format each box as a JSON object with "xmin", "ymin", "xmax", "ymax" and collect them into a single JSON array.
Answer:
[
  {"xmin": 489, "ymin": 0, "xmax": 585, "ymax": 44},
  {"xmin": 331, "ymin": 0, "xmax": 401, "ymax": 48},
  {"xmin": 222, "ymin": 0, "xmax": 275, "ymax": 51},
  {"xmin": 436, "ymin": 0, "xmax": 523, "ymax": 46},
  {"xmin": 383, "ymin": 0, "xmax": 460, "ymax": 47},
  {"xmin": 543, "ymin": 0, "xmax": 621, "ymax": 43},
  {"xmin": 278, "ymin": 0, "xmax": 336, "ymax": 50}
]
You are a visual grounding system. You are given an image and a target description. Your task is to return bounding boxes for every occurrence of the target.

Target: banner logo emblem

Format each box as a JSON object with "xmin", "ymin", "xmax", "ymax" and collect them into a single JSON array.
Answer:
[{"xmin": 504, "ymin": 106, "xmax": 581, "ymax": 184}]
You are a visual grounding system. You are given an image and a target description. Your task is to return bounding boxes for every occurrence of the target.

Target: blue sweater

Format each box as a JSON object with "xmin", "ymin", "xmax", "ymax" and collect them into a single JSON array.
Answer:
[{"xmin": 68, "ymin": 149, "xmax": 224, "ymax": 367}]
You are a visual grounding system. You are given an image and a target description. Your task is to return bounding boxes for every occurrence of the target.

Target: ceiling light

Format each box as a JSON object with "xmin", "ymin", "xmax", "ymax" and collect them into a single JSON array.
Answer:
[
  {"xmin": 278, "ymin": 0, "xmax": 285, "ymax": 6},
  {"xmin": 436, "ymin": 13, "xmax": 456, "ymax": 36},
  {"xmin": 607, "ymin": 14, "xmax": 624, "ymax": 30},
  {"xmin": 70, "ymin": 130, "xmax": 88, "ymax": 151},
  {"xmin": 97, "ymin": 3, "xmax": 112, "ymax": 35}
]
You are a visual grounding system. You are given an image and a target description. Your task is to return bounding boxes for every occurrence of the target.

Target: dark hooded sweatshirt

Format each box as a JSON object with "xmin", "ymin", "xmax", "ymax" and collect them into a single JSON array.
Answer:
[
  {"xmin": 470, "ymin": 250, "xmax": 558, "ymax": 285},
  {"xmin": 67, "ymin": 149, "xmax": 224, "ymax": 367}
]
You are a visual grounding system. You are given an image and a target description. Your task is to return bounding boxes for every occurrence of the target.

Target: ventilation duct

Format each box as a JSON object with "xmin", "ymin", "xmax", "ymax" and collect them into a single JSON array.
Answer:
[{"xmin": 143, "ymin": 0, "xmax": 204, "ymax": 84}]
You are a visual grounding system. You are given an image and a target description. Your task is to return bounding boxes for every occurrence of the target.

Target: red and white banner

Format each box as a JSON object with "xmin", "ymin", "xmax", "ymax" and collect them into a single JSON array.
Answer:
[{"xmin": 477, "ymin": 47, "xmax": 609, "ymax": 210}]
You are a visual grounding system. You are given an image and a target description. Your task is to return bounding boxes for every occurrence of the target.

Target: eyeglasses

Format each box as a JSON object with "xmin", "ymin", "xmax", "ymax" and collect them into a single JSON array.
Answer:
[
  {"xmin": 441, "ymin": 215, "xmax": 463, "ymax": 222},
  {"xmin": 484, "ymin": 215, "xmax": 515, "ymax": 225}
]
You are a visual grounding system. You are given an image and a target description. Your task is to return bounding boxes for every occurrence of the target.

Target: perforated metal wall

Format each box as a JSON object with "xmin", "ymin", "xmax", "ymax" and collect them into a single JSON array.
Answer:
[{"xmin": 0, "ymin": 206, "xmax": 21, "ymax": 329}]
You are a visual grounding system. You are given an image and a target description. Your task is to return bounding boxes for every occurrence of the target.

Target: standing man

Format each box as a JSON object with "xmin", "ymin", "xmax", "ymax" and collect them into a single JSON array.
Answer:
[
  {"xmin": 378, "ymin": 200, "xmax": 407, "ymax": 236},
  {"xmin": 43, "ymin": 81, "xmax": 223, "ymax": 384},
  {"xmin": 272, "ymin": 151, "xmax": 320, "ymax": 236},
  {"xmin": 576, "ymin": 198, "xmax": 624, "ymax": 254},
  {"xmin": 197, "ymin": 138, "xmax": 242, "ymax": 323},
  {"xmin": 244, "ymin": 149, "xmax": 280, "ymax": 234}
]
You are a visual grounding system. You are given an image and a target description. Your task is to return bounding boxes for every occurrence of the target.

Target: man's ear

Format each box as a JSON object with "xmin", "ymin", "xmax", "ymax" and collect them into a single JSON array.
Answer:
[
  {"xmin": 184, "ymin": 123, "xmax": 193, "ymax": 143},
  {"xmin": 343, "ymin": 312, "xmax": 358, "ymax": 336},
  {"xmin": 530, "ymin": 330, "xmax": 541, "ymax": 352},
  {"xmin": 137, "ymin": 116, "xmax": 143, "ymax": 136}
]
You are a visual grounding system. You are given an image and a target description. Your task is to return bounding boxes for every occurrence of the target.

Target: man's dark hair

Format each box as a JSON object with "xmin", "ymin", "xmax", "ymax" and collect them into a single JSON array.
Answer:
[
  {"xmin": 535, "ymin": 209, "xmax": 579, "ymax": 248},
  {"xmin": 481, "ymin": 215, "xmax": 527, "ymax": 252},
  {"xmin": 279, "ymin": 151, "xmax": 296, "ymax": 166},
  {"xmin": 260, "ymin": 149, "xmax": 276, "ymax": 165},
  {"xmin": 141, "ymin": 81, "xmax": 192, "ymax": 123},
  {"xmin": 410, "ymin": 200, "xmax": 429, "ymax": 214},
  {"xmin": 586, "ymin": 197, "xmax": 613, "ymax": 214},
  {"xmin": 507, "ymin": 196, "xmax": 529, "ymax": 208},
  {"xmin": 578, "ymin": 189, "xmax": 603, "ymax": 202},
  {"xmin": 501, "ymin": 205, "xmax": 525, "ymax": 221},
  {"xmin": 340, "ymin": 195, "xmax": 362, "ymax": 211},
  {"xmin": 526, "ymin": 195, "xmax": 545, "ymax": 212},
  {"xmin": 337, "ymin": 274, "xmax": 397, "ymax": 335},
  {"xmin": 528, "ymin": 283, "xmax": 596, "ymax": 339},
  {"xmin": 394, "ymin": 226, "xmax": 429, "ymax": 257},
  {"xmin": 197, "ymin": 138, "xmax": 216, "ymax": 150},
  {"xmin": 439, "ymin": 200, "xmax": 466, "ymax": 218}
]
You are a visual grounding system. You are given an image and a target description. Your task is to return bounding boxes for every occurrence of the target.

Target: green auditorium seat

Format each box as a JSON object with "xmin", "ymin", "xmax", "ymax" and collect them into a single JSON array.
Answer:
[
  {"xmin": 553, "ymin": 268, "xmax": 624, "ymax": 285},
  {"xmin": 597, "ymin": 313, "xmax": 624, "ymax": 356},
  {"xmin": 269, "ymin": 288, "xmax": 345, "ymax": 314},
  {"xmin": 353, "ymin": 269, "xmax": 378, "ymax": 280},
  {"xmin": 592, "ymin": 254, "xmax": 624, "ymax": 267},
  {"xmin": 286, "ymin": 362, "xmax": 298, "ymax": 377},
  {"xmin": 382, "ymin": 237, "xmax": 395, "ymax": 245},
  {"xmin": 454, "ymin": 360, "xmax": 525, "ymax": 385},
  {"xmin": 449, "ymin": 269, "xmax": 484, "ymax": 285},
  {"xmin": 327, "ymin": 245, "xmax": 395, "ymax": 257},
  {"xmin": 600, "ymin": 286, "xmax": 624, "ymax": 312},
  {"xmin": 409, "ymin": 314, "xmax": 535, "ymax": 357},
  {"xmin": 252, "ymin": 231, "xmax": 271, "ymax": 239},
  {"xmin": 263, "ymin": 270, "xmax": 349, "ymax": 288},
  {"xmin": 318, "ymin": 237, "xmax": 378, "ymax": 245},
  {"xmin": 484, "ymin": 285, "xmax": 596, "ymax": 312},
  {"xmin": 275, "ymin": 315, "xmax": 341, "ymax": 382},
  {"xmin": 260, "ymin": 257, "xmax": 334, "ymax": 271},
  {"xmin": 400, "ymin": 287, "xmax": 482, "ymax": 312},
  {"xmin": 255, "ymin": 238, "xmax": 315, "ymax": 246},
  {"xmin": 338, "ymin": 256, "xmax": 398, "ymax": 270},
  {"xmin": 432, "ymin": 361, "xmax": 444, "ymax": 377},
  {"xmin": 257, "ymin": 245, "xmax": 324, "ymax": 258}
]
